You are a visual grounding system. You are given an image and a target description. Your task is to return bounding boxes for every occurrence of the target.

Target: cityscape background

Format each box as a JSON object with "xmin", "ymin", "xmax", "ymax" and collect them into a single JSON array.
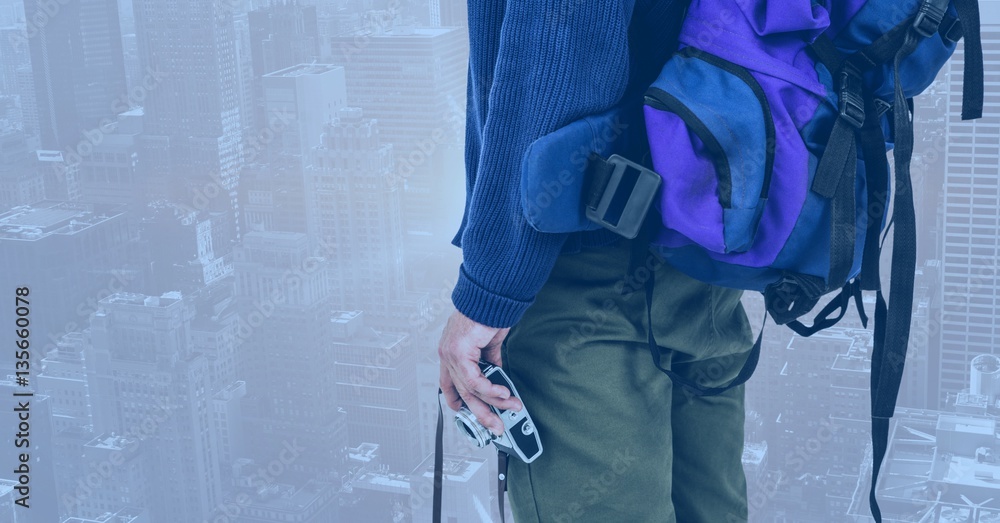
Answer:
[{"xmin": 0, "ymin": 0, "xmax": 995, "ymax": 521}]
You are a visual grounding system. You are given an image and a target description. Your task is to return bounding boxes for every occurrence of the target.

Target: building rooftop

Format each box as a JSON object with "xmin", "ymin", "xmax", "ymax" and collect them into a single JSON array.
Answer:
[
  {"xmin": 60, "ymin": 507, "xmax": 145, "ymax": 523},
  {"xmin": 332, "ymin": 310, "xmax": 363, "ymax": 324},
  {"xmin": 937, "ymin": 414, "xmax": 995, "ymax": 436},
  {"xmin": 240, "ymin": 480, "xmax": 334, "ymax": 512},
  {"xmin": 100, "ymin": 291, "xmax": 183, "ymax": 309},
  {"xmin": 0, "ymin": 478, "xmax": 15, "ymax": 497},
  {"xmin": 338, "ymin": 25, "xmax": 458, "ymax": 39},
  {"xmin": 957, "ymin": 392, "xmax": 991, "ymax": 410},
  {"xmin": 848, "ymin": 408, "xmax": 1000, "ymax": 521},
  {"xmin": 0, "ymin": 201, "xmax": 125, "ymax": 241},
  {"xmin": 743, "ymin": 442, "xmax": 768, "ymax": 467},
  {"xmin": 264, "ymin": 63, "xmax": 342, "ymax": 78},
  {"xmin": 85, "ymin": 433, "xmax": 135, "ymax": 452}
]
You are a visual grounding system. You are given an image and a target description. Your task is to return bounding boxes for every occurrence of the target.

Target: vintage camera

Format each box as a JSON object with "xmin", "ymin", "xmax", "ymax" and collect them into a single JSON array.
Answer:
[{"xmin": 451, "ymin": 360, "xmax": 543, "ymax": 463}]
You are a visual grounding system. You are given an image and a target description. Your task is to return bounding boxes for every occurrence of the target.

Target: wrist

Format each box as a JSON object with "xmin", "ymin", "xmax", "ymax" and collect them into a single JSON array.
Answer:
[{"xmin": 452, "ymin": 264, "xmax": 532, "ymax": 329}]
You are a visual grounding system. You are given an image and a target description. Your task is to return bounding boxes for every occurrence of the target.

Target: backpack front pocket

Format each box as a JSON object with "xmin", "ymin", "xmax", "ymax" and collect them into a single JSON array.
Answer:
[{"xmin": 644, "ymin": 47, "xmax": 775, "ymax": 254}]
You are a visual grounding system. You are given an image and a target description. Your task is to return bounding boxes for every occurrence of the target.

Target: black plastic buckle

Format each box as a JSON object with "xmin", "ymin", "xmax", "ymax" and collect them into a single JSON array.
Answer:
[
  {"xmin": 838, "ymin": 64, "xmax": 866, "ymax": 128},
  {"xmin": 913, "ymin": 0, "xmax": 947, "ymax": 38},
  {"xmin": 585, "ymin": 154, "xmax": 662, "ymax": 240},
  {"xmin": 941, "ymin": 16, "xmax": 963, "ymax": 44}
]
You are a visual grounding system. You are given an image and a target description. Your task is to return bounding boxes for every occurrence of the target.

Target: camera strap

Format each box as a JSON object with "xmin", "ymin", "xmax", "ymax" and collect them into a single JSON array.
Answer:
[
  {"xmin": 498, "ymin": 451, "xmax": 509, "ymax": 523},
  {"xmin": 433, "ymin": 390, "xmax": 444, "ymax": 523},
  {"xmin": 433, "ymin": 390, "xmax": 511, "ymax": 523}
]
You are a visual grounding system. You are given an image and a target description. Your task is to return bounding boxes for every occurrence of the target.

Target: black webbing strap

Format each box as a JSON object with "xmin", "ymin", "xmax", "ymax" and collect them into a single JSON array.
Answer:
[
  {"xmin": 786, "ymin": 280, "xmax": 868, "ymax": 337},
  {"xmin": 857, "ymin": 95, "xmax": 890, "ymax": 292},
  {"xmin": 953, "ymin": 0, "xmax": 984, "ymax": 120},
  {"xmin": 432, "ymin": 391, "xmax": 512, "ymax": 523},
  {"xmin": 498, "ymin": 452, "xmax": 509, "ymax": 523},
  {"xmin": 850, "ymin": 18, "xmax": 913, "ymax": 72},
  {"xmin": 868, "ymin": 17, "xmax": 930, "ymax": 522},
  {"xmin": 809, "ymin": 34, "xmax": 863, "ymax": 292},
  {"xmin": 809, "ymin": 32, "xmax": 845, "ymax": 72},
  {"xmin": 812, "ymin": 80, "xmax": 860, "ymax": 290},
  {"xmin": 433, "ymin": 390, "xmax": 444, "ymax": 523}
]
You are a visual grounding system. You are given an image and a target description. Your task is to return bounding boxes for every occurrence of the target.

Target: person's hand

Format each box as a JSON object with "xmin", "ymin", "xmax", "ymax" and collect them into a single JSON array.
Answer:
[{"xmin": 438, "ymin": 310, "xmax": 523, "ymax": 436}]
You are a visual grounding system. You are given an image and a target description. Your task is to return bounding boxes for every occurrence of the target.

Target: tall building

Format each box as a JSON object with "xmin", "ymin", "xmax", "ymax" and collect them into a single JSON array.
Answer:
[
  {"xmin": 0, "ymin": 201, "xmax": 135, "ymax": 357},
  {"xmin": 188, "ymin": 282, "xmax": 248, "ymax": 474},
  {"xmin": 37, "ymin": 331, "xmax": 107, "ymax": 521},
  {"xmin": 38, "ymin": 332, "xmax": 93, "ymax": 434},
  {"xmin": 331, "ymin": 310, "xmax": 420, "ymax": 471},
  {"xmin": 139, "ymin": 201, "xmax": 232, "ymax": 295},
  {"xmin": 847, "ymin": 407, "xmax": 1000, "ymax": 522},
  {"xmin": 234, "ymin": 231, "xmax": 347, "ymax": 482},
  {"xmin": 240, "ymin": 159, "xmax": 310, "ymax": 235},
  {"xmin": 120, "ymin": 33, "xmax": 143, "ymax": 96},
  {"xmin": 248, "ymin": 3, "xmax": 320, "ymax": 78},
  {"xmin": 306, "ymin": 108, "xmax": 406, "ymax": 320},
  {"xmin": 328, "ymin": 25, "xmax": 467, "ymax": 236},
  {"xmin": 21, "ymin": 0, "xmax": 127, "ymax": 150},
  {"xmin": 87, "ymin": 292, "xmax": 222, "ymax": 523},
  {"xmin": 0, "ymin": 381, "xmax": 60, "ymax": 523},
  {"xmin": 261, "ymin": 63, "xmax": 346, "ymax": 162},
  {"xmin": 234, "ymin": 13, "xmax": 258, "ymax": 153},
  {"xmin": 410, "ymin": 454, "xmax": 491, "ymax": 523},
  {"xmin": 938, "ymin": 2, "xmax": 1000, "ymax": 406},
  {"xmin": 0, "ymin": 25, "xmax": 29, "ymax": 95},
  {"xmin": 14, "ymin": 64, "xmax": 37, "ymax": 137},
  {"xmin": 758, "ymin": 328, "xmax": 873, "ymax": 520},
  {"xmin": 132, "ymin": 0, "xmax": 246, "ymax": 240},
  {"xmin": 72, "ymin": 434, "xmax": 152, "ymax": 521},
  {"xmin": 437, "ymin": 0, "xmax": 467, "ymax": 27},
  {"xmin": 0, "ymin": 129, "xmax": 44, "ymax": 210},
  {"xmin": 76, "ymin": 109, "xmax": 144, "ymax": 209}
]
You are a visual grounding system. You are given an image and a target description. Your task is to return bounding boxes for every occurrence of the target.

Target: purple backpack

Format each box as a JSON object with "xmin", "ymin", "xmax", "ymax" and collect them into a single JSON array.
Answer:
[{"xmin": 521, "ymin": 0, "xmax": 984, "ymax": 520}]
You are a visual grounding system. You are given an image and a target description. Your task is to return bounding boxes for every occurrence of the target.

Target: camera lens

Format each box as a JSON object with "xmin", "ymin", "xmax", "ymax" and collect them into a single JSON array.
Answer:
[{"xmin": 454, "ymin": 407, "xmax": 493, "ymax": 448}]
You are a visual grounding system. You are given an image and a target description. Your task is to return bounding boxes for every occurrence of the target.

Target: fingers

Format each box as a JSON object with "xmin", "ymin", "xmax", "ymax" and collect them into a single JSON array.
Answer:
[
  {"xmin": 437, "ymin": 312, "xmax": 523, "ymax": 436},
  {"xmin": 456, "ymin": 358, "xmax": 508, "ymax": 400},
  {"xmin": 439, "ymin": 367, "xmax": 463, "ymax": 411},
  {"xmin": 440, "ymin": 366, "xmax": 504, "ymax": 435},
  {"xmin": 439, "ymin": 362, "xmax": 523, "ymax": 437},
  {"xmin": 479, "ymin": 328, "xmax": 507, "ymax": 368},
  {"xmin": 458, "ymin": 386, "xmax": 506, "ymax": 437}
]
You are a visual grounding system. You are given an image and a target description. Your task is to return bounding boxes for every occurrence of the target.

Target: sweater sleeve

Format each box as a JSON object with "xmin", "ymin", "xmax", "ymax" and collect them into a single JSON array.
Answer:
[{"xmin": 452, "ymin": 1, "xmax": 638, "ymax": 328}]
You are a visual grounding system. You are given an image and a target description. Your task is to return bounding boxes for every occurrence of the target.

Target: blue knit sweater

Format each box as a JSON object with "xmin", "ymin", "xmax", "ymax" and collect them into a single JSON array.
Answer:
[{"xmin": 451, "ymin": 0, "xmax": 687, "ymax": 328}]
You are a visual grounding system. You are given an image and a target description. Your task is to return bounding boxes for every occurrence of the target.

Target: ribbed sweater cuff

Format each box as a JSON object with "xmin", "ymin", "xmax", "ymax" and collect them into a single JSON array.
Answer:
[{"xmin": 452, "ymin": 264, "xmax": 533, "ymax": 329}]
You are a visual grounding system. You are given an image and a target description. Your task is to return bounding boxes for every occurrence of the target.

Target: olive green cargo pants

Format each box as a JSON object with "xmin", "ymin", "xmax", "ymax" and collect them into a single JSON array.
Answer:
[{"xmin": 500, "ymin": 238, "xmax": 755, "ymax": 523}]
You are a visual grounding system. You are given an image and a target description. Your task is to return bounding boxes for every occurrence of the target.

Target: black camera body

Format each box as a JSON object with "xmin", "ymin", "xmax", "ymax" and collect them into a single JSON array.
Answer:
[{"xmin": 452, "ymin": 361, "xmax": 543, "ymax": 463}]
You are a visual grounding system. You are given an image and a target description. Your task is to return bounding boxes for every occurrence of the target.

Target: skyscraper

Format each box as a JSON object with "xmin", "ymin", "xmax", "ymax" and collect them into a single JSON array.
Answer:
[
  {"xmin": 0, "ymin": 381, "xmax": 60, "ymax": 523},
  {"xmin": 328, "ymin": 25, "xmax": 467, "ymax": 237},
  {"xmin": 234, "ymin": 231, "xmax": 347, "ymax": 482},
  {"xmin": 0, "ymin": 25, "xmax": 29, "ymax": 95},
  {"xmin": 0, "ymin": 129, "xmax": 44, "ymax": 210},
  {"xmin": 331, "ymin": 310, "xmax": 420, "ymax": 472},
  {"xmin": 21, "ymin": 0, "xmax": 127, "ymax": 150},
  {"xmin": 260, "ymin": 63, "xmax": 346, "ymax": 161},
  {"xmin": 306, "ymin": 108, "xmax": 406, "ymax": 321},
  {"xmin": 248, "ymin": 3, "xmax": 320, "ymax": 79},
  {"xmin": 87, "ymin": 292, "xmax": 222, "ymax": 523},
  {"xmin": 438, "ymin": 0, "xmax": 467, "ymax": 27},
  {"xmin": 132, "ymin": 0, "xmax": 246, "ymax": 239},
  {"xmin": 937, "ymin": 2, "xmax": 1000, "ymax": 406},
  {"xmin": 0, "ymin": 201, "xmax": 135, "ymax": 357},
  {"xmin": 14, "ymin": 64, "xmax": 37, "ymax": 138}
]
